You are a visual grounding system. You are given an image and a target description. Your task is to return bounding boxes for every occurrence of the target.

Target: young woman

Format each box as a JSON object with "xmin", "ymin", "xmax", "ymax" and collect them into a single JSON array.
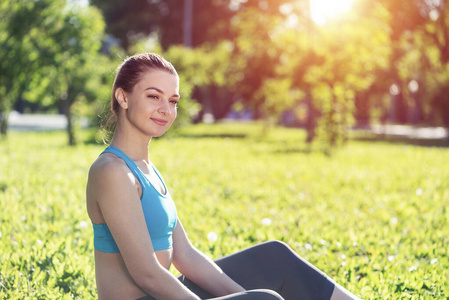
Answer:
[{"xmin": 86, "ymin": 53, "xmax": 361, "ymax": 300}]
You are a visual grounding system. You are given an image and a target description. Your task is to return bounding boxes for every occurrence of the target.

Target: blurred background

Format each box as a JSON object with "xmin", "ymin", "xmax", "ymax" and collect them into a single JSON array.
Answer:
[
  {"xmin": 1, "ymin": 0, "xmax": 448, "ymax": 148},
  {"xmin": 2, "ymin": 3, "xmax": 449, "ymax": 298}
]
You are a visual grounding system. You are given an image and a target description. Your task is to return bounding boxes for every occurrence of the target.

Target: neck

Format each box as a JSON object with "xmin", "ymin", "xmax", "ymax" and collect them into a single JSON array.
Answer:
[{"xmin": 110, "ymin": 123, "xmax": 152, "ymax": 162}]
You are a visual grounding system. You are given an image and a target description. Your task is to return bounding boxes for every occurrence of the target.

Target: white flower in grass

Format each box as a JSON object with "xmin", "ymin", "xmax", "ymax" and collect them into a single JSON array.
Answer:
[
  {"xmin": 261, "ymin": 218, "xmax": 272, "ymax": 226},
  {"xmin": 37, "ymin": 239, "xmax": 43, "ymax": 245},
  {"xmin": 79, "ymin": 221, "xmax": 88, "ymax": 229},
  {"xmin": 409, "ymin": 266, "xmax": 417, "ymax": 272},
  {"xmin": 416, "ymin": 188, "xmax": 423, "ymax": 196},
  {"xmin": 207, "ymin": 232, "xmax": 218, "ymax": 242},
  {"xmin": 304, "ymin": 243, "xmax": 313, "ymax": 251}
]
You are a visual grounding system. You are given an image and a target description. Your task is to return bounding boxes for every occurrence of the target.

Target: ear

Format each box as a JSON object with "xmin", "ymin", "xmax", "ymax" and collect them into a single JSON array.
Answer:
[{"xmin": 115, "ymin": 88, "xmax": 129, "ymax": 109}]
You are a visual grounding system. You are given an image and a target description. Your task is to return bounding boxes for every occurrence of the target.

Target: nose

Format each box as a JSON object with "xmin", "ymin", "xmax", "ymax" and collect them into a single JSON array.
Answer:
[{"xmin": 158, "ymin": 99, "xmax": 171, "ymax": 115}]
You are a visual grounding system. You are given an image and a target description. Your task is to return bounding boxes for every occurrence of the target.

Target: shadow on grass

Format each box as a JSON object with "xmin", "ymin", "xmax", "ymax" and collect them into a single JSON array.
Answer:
[
  {"xmin": 272, "ymin": 134, "xmax": 449, "ymax": 156},
  {"xmin": 352, "ymin": 133, "xmax": 449, "ymax": 148},
  {"xmin": 81, "ymin": 130, "xmax": 248, "ymax": 145},
  {"xmin": 273, "ymin": 147, "xmax": 314, "ymax": 155},
  {"xmin": 178, "ymin": 133, "xmax": 248, "ymax": 139}
]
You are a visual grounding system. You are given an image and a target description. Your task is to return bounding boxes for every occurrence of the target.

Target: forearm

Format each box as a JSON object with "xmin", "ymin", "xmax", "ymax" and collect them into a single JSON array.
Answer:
[
  {"xmin": 138, "ymin": 266, "xmax": 200, "ymax": 300},
  {"xmin": 175, "ymin": 247, "xmax": 245, "ymax": 297}
]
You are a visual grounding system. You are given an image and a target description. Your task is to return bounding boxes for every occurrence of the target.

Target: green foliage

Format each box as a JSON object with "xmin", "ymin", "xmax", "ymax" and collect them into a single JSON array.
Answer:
[
  {"xmin": 3, "ymin": 0, "xmax": 449, "ymax": 149},
  {"xmin": 126, "ymin": 41, "xmax": 234, "ymax": 130},
  {"xmin": 273, "ymin": 2, "xmax": 391, "ymax": 150},
  {"xmin": 0, "ymin": 0, "xmax": 110, "ymax": 145},
  {"xmin": 231, "ymin": 8, "xmax": 284, "ymax": 117},
  {"xmin": 1, "ymin": 124, "xmax": 448, "ymax": 299},
  {"xmin": 90, "ymin": 0, "xmax": 292, "ymax": 50}
]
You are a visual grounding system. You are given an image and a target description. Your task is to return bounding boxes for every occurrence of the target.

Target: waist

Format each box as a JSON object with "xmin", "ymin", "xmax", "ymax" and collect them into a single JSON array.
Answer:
[
  {"xmin": 95, "ymin": 247, "xmax": 173, "ymax": 269},
  {"xmin": 95, "ymin": 249, "xmax": 172, "ymax": 299}
]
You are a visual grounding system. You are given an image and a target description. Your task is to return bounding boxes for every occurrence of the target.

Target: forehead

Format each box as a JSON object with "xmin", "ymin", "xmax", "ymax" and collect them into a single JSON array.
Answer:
[{"xmin": 135, "ymin": 69, "xmax": 179, "ymax": 93}]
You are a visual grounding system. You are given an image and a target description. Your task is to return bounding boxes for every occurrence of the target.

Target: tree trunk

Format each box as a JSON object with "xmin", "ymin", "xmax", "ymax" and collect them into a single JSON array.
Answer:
[
  {"xmin": 305, "ymin": 93, "xmax": 316, "ymax": 143},
  {"xmin": 0, "ymin": 111, "xmax": 8, "ymax": 136},
  {"xmin": 210, "ymin": 85, "xmax": 235, "ymax": 120},
  {"xmin": 61, "ymin": 96, "xmax": 76, "ymax": 146},
  {"xmin": 438, "ymin": 3, "xmax": 449, "ymax": 63},
  {"xmin": 354, "ymin": 91, "xmax": 371, "ymax": 127}
]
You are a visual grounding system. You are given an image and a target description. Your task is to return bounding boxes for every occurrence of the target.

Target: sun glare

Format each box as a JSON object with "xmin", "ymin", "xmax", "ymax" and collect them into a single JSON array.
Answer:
[{"xmin": 310, "ymin": 0, "xmax": 355, "ymax": 25}]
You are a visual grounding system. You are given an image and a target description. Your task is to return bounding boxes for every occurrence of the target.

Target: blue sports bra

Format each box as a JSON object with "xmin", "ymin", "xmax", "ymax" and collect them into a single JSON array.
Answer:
[{"xmin": 92, "ymin": 146, "xmax": 177, "ymax": 253}]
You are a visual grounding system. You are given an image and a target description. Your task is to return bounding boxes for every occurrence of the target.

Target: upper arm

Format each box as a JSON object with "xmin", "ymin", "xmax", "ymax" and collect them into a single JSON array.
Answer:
[{"xmin": 87, "ymin": 159, "xmax": 162, "ymax": 282}]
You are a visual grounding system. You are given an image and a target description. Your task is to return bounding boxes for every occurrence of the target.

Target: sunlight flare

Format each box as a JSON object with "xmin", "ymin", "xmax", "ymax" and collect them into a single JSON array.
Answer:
[{"xmin": 310, "ymin": 0, "xmax": 355, "ymax": 25}]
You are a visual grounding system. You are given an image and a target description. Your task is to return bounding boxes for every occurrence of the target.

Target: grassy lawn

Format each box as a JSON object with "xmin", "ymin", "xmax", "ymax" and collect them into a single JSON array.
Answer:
[{"xmin": 0, "ymin": 122, "xmax": 448, "ymax": 299}]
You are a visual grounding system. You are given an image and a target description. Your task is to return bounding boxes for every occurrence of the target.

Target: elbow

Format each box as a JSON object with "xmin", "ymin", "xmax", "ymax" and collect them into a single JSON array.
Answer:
[
  {"xmin": 132, "ymin": 268, "xmax": 164, "ymax": 295},
  {"xmin": 134, "ymin": 274, "xmax": 151, "ymax": 292},
  {"xmin": 173, "ymin": 247, "xmax": 197, "ymax": 274}
]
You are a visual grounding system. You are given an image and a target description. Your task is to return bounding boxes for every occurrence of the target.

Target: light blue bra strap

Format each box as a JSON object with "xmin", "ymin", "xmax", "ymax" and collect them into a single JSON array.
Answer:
[{"xmin": 101, "ymin": 146, "xmax": 147, "ymax": 188}]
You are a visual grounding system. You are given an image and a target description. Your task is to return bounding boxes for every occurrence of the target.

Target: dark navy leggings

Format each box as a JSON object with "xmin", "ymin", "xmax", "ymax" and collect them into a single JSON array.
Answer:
[{"xmin": 139, "ymin": 240, "xmax": 335, "ymax": 300}]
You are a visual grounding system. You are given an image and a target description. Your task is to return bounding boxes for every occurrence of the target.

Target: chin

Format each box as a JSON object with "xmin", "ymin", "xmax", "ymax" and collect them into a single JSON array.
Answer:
[
  {"xmin": 147, "ymin": 124, "xmax": 172, "ymax": 138},
  {"xmin": 152, "ymin": 130, "xmax": 169, "ymax": 138}
]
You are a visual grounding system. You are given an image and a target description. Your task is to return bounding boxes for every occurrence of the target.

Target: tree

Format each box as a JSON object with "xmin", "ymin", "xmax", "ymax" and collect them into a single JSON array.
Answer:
[
  {"xmin": 0, "ymin": 0, "xmax": 44, "ymax": 134},
  {"xmin": 410, "ymin": 1, "xmax": 449, "ymax": 129},
  {"xmin": 230, "ymin": 7, "xmax": 286, "ymax": 120},
  {"xmin": 49, "ymin": 2, "xmax": 108, "ymax": 145},
  {"xmin": 354, "ymin": 0, "xmax": 449, "ymax": 128},
  {"xmin": 91, "ymin": 0, "xmax": 236, "ymax": 50},
  {"xmin": 91, "ymin": 0, "xmax": 307, "ymax": 124},
  {"xmin": 91, "ymin": 0, "xmax": 294, "ymax": 50},
  {"xmin": 0, "ymin": 0, "xmax": 109, "ymax": 145},
  {"xmin": 90, "ymin": 0, "xmax": 161, "ymax": 51},
  {"xmin": 87, "ymin": 0, "xmax": 449, "ymax": 147},
  {"xmin": 355, "ymin": 0, "xmax": 443, "ymax": 125}
]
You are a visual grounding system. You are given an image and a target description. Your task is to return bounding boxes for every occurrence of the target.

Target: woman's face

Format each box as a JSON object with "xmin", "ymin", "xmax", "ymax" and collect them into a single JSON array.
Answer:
[{"xmin": 117, "ymin": 69, "xmax": 180, "ymax": 138}]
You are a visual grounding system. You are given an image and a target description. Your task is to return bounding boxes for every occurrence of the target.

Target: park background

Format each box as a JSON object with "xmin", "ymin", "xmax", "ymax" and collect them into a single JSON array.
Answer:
[{"xmin": 1, "ymin": 0, "xmax": 449, "ymax": 299}]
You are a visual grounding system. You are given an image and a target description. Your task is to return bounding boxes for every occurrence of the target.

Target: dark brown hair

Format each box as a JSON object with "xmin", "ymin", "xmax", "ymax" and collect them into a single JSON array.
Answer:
[{"xmin": 101, "ymin": 53, "xmax": 177, "ymax": 142}]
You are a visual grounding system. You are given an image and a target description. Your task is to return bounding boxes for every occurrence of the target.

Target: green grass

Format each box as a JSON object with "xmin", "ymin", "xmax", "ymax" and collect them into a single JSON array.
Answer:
[{"xmin": 0, "ymin": 123, "xmax": 448, "ymax": 299}]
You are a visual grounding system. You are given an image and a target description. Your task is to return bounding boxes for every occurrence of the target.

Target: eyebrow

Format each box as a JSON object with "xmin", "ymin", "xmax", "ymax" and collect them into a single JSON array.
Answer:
[{"xmin": 145, "ymin": 87, "xmax": 180, "ymax": 98}]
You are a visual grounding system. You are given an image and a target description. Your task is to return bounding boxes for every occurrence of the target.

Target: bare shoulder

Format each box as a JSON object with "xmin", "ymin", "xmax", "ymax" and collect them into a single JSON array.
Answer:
[
  {"xmin": 87, "ymin": 153, "xmax": 136, "ymax": 199},
  {"xmin": 89, "ymin": 153, "xmax": 128, "ymax": 181}
]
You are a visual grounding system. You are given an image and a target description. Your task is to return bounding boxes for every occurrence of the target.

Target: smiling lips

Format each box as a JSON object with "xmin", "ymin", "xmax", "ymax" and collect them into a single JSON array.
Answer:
[{"xmin": 151, "ymin": 118, "xmax": 168, "ymax": 126}]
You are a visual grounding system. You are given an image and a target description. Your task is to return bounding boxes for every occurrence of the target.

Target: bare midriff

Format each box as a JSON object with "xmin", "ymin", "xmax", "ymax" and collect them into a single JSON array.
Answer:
[{"xmin": 95, "ymin": 248, "xmax": 173, "ymax": 300}]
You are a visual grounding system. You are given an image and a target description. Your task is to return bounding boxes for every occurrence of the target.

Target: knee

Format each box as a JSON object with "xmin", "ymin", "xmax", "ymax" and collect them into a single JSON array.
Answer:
[
  {"xmin": 245, "ymin": 289, "xmax": 284, "ymax": 300},
  {"xmin": 260, "ymin": 240, "xmax": 292, "ymax": 255}
]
